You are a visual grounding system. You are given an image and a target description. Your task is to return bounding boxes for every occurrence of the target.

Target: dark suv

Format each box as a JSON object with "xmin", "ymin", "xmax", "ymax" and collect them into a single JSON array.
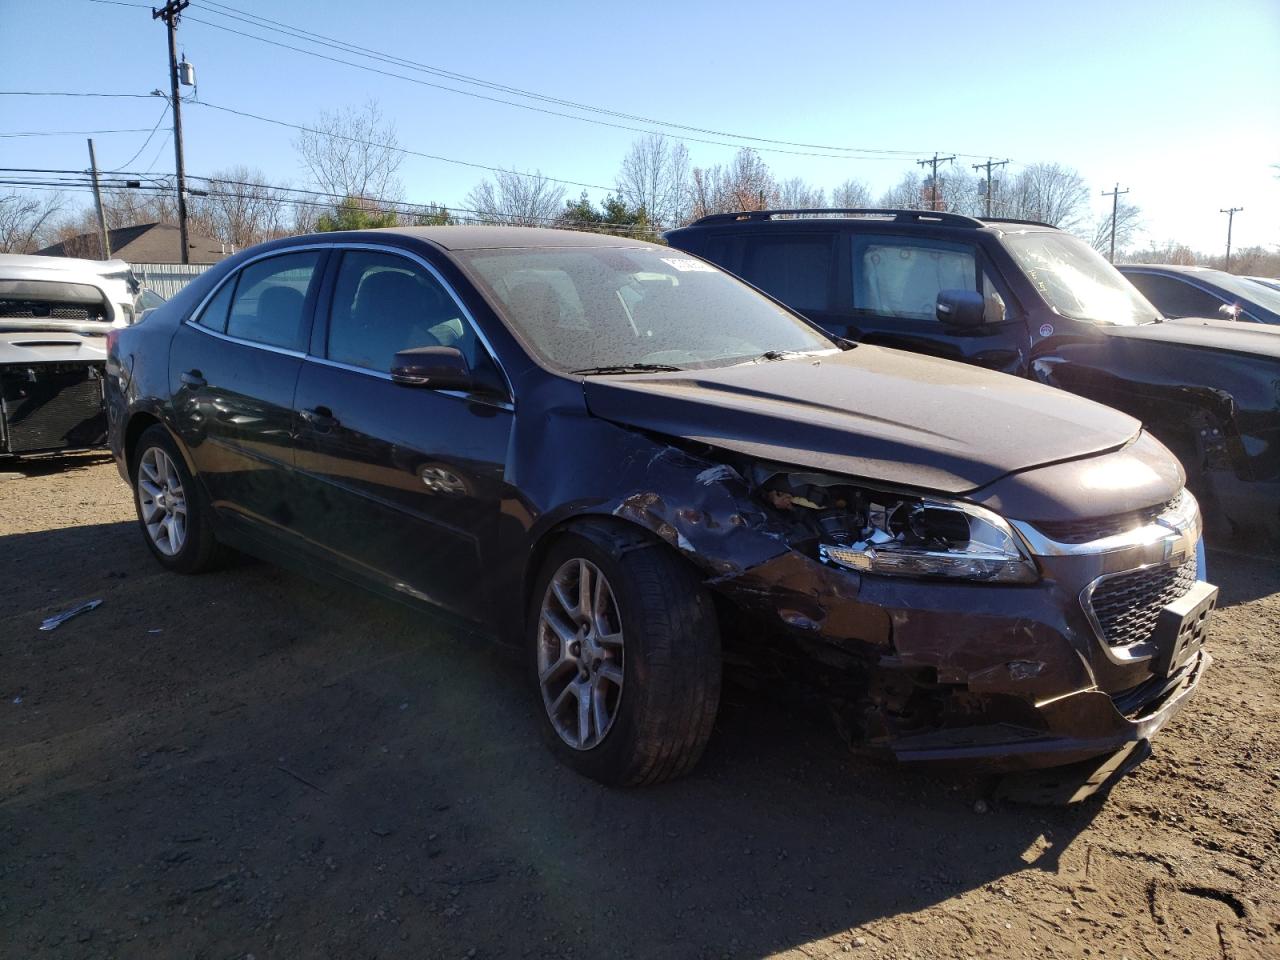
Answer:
[{"xmin": 667, "ymin": 210, "xmax": 1280, "ymax": 541}]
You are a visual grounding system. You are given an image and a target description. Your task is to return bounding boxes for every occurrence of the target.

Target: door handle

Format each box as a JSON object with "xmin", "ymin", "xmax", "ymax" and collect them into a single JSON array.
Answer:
[
  {"xmin": 300, "ymin": 406, "xmax": 340, "ymax": 431},
  {"xmin": 180, "ymin": 369, "xmax": 206, "ymax": 389}
]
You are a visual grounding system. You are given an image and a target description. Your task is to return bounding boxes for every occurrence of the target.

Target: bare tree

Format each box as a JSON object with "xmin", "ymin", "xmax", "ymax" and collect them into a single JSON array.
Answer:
[
  {"xmin": 877, "ymin": 171, "xmax": 926, "ymax": 209},
  {"xmin": 192, "ymin": 167, "xmax": 292, "ymax": 250},
  {"xmin": 0, "ymin": 191, "xmax": 65, "ymax": 253},
  {"xmin": 615, "ymin": 134, "xmax": 691, "ymax": 230},
  {"xmin": 776, "ymin": 177, "xmax": 826, "ymax": 210},
  {"xmin": 1001, "ymin": 163, "xmax": 1089, "ymax": 230},
  {"xmin": 464, "ymin": 170, "xmax": 566, "ymax": 226},
  {"xmin": 689, "ymin": 149, "xmax": 777, "ymax": 219},
  {"xmin": 1090, "ymin": 200, "xmax": 1143, "ymax": 255},
  {"xmin": 294, "ymin": 101, "xmax": 404, "ymax": 203},
  {"xmin": 830, "ymin": 178, "xmax": 871, "ymax": 208}
]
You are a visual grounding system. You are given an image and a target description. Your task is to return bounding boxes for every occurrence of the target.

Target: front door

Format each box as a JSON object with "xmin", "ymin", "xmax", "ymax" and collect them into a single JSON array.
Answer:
[
  {"xmin": 290, "ymin": 247, "xmax": 512, "ymax": 621},
  {"xmin": 168, "ymin": 249, "xmax": 325, "ymax": 531},
  {"xmin": 841, "ymin": 233, "xmax": 1029, "ymax": 374}
]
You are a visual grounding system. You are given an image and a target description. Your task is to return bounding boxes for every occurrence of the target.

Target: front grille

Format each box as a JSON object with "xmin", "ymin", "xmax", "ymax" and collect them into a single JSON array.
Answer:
[
  {"xmin": 1037, "ymin": 492, "xmax": 1183, "ymax": 544},
  {"xmin": 1, "ymin": 369, "xmax": 106, "ymax": 454},
  {"xmin": 1087, "ymin": 557, "xmax": 1198, "ymax": 648},
  {"xmin": 0, "ymin": 304, "xmax": 100, "ymax": 321}
]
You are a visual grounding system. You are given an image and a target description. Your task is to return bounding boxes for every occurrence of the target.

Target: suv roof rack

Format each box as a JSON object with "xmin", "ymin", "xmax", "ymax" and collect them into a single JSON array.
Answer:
[
  {"xmin": 979, "ymin": 215, "xmax": 1058, "ymax": 229},
  {"xmin": 687, "ymin": 208, "xmax": 987, "ymax": 228}
]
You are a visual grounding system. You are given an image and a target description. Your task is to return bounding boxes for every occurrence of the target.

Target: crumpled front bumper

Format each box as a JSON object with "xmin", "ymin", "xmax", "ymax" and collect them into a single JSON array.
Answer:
[
  {"xmin": 710, "ymin": 497, "xmax": 1214, "ymax": 773},
  {"xmin": 888, "ymin": 648, "xmax": 1209, "ymax": 770}
]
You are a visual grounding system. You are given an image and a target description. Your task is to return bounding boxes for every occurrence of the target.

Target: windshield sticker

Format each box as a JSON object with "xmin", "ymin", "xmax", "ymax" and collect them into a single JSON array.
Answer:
[
  {"xmin": 660, "ymin": 257, "xmax": 716, "ymax": 273},
  {"xmin": 1039, "ymin": 323, "xmax": 1054, "ymax": 337}
]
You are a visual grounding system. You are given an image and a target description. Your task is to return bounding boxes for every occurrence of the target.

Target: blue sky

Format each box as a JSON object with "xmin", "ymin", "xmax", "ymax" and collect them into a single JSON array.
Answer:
[{"xmin": 3, "ymin": 0, "xmax": 1278, "ymax": 252}]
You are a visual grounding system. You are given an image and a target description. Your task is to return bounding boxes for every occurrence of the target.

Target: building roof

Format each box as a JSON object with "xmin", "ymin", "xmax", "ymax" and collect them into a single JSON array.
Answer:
[{"xmin": 37, "ymin": 222, "xmax": 229, "ymax": 264}]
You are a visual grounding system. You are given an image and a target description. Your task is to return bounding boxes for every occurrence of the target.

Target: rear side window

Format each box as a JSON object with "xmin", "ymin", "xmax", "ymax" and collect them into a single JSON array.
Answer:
[
  {"xmin": 225, "ymin": 252, "xmax": 321, "ymax": 351},
  {"xmin": 739, "ymin": 236, "xmax": 833, "ymax": 311},
  {"xmin": 852, "ymin": 236, "xmax": 978, "ymax": 321},
  {"xmin": 195, "ymin": 277, "xmax": 235, "ymax": 333}
]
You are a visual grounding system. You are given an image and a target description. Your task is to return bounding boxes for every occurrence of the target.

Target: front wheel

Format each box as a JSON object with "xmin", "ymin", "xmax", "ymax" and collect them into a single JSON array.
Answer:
[
  {"xmin": 130, "ymin": 424, "xmax": 221, "ymax": 574},
  {"xmin": 528, "ymin": 528, "xmax": 722, "ymax": 786}
]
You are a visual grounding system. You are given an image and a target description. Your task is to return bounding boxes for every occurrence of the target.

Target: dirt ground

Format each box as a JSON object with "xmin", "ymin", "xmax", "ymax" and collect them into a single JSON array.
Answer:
[{"xmin": 1, "ymin": 454, "xmax": 1277, "ymax": 960}]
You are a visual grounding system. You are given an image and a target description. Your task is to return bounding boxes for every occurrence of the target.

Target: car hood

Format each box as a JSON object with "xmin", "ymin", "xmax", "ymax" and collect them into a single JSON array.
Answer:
[
  {"xmin": 582, "ymin": 345, "xmax": 1141, "ymax": 494},
  {"xmin": 0, "ymin": 329, "xmax": 107, "ymax": 364},
  {"xmin": 1101, "ymin": 316, "xmax": 1280, "ymax": 359}
]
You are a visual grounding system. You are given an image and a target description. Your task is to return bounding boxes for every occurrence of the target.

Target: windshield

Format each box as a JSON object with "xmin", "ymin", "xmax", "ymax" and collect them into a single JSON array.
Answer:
[
  {"xmin": 1210, "ymin": 272, "xmax": 1280, "ymax": 316},
  {"xmin": 458, "ymin": 246, "xmax": 836, "ymax": 372},
  {"xmin": 1001, "ymin": 231, "xmax": 1160, "ymax": 326}
]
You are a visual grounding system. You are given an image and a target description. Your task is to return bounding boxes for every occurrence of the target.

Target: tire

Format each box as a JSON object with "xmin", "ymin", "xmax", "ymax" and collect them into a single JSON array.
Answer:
[
  {"xmin": 527, "ymin": 526, "xmax": 722, "ymax": 787},
  {"xmin": 130, "ymin": 424, "xmax": 221, "ymax": 574}
]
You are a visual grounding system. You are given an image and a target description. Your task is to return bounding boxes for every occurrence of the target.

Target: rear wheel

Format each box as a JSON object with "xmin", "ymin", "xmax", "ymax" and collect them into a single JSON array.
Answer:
[
  {"xmin": 528, "ymin": 527, "xmax": 721, "ymax": 786},
  {"xmin": 130, "ymin": 424, "xmax": 220, "ymax": 573}
]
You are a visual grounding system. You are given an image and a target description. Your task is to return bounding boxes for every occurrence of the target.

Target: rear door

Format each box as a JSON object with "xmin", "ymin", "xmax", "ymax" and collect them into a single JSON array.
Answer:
[
  {"xmin": 168, "ymin": 248, "xmax": 325, "ymax": 532},
  {"xmin": 841, "ymin": 232, "xmax": 1029, "ymax": 373},
  {"xmin": 290, "ymin": 245, "xmax": 513, "ymax": 621}
]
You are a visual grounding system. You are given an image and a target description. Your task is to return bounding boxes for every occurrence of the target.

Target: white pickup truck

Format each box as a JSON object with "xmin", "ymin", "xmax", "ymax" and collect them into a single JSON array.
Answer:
[{"xmin": 0, "ymin": 255, "xmax": 159, "ymax": 457}]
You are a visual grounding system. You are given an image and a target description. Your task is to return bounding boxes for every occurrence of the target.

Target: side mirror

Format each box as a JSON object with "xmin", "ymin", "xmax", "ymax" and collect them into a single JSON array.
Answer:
[
  {"xmin": 1218, "ymin": 303, "xmax": 1241, "ymax": 320},
  {"xmin": 390, "ymin": 346, "xmax": 472, "ymax": 391},
  {"xmin": 936, "ymin": 289, "xmax": 986, "ymax": 328}
]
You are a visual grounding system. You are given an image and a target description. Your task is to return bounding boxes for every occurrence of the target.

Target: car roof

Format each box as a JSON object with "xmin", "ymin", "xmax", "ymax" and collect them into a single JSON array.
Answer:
[
  {"xmin": 1118, "ymin": 264, "xmax": 1223, "ymax": 276},
  {"xmin": 327, "ymin": 225, "xmax": 659, "ymax": 251},
  {"xmin": 665, "ymin": 208, "xmax": 1060, "ymax": 236}
]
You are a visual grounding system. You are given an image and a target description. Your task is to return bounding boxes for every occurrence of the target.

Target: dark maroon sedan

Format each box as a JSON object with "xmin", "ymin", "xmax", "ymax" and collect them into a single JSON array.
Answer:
[{"xmin": 105, "ymin": 226, "xmax": 1215, "ymax": 791}]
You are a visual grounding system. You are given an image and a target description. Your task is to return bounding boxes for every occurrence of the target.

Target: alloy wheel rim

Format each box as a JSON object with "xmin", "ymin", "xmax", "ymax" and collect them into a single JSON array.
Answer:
[
  {"xmin": 137, "ymin": 447, "xmax": 188, "ymax": 557},
  {"xmin": 537, "ymin": 558, "xmax": 625, "ymax": 751}
]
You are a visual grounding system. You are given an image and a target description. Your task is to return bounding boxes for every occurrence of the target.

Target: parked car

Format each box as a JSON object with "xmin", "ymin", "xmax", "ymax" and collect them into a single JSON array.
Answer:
[
  {"xmin": 666, "ymin": 209, "xmax": 1280, "ymax": 542},
  {"xmin": 0, "ymin": 253, "xmax": 147, "ymax": 457},
  {"xmin": 1117, "ymin": 263, "xmax": 1280, "ymax": 325},
  {"xmin": 106, "ymin": 227, "xmax": 1215, "ymax": 789}
]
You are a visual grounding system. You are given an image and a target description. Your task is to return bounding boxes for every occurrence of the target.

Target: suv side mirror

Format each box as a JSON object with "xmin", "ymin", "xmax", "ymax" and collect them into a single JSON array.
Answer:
[
  {"xmin": 391, "ymin": 346, "xmax": 472, "ymax": 391},
  {"xmin": 1218, "ymin": 303, "xmax": 1241, "ymax": 320},
  {"xmin": 936, "ymin": 289, "xmax": 986, "ymax": 328}
]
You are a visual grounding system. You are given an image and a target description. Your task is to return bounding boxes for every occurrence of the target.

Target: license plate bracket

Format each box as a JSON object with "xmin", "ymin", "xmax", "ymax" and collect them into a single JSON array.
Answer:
[{"xmin": 1150, "ymin": 580, "xmax": 1217, "ymax": 677}]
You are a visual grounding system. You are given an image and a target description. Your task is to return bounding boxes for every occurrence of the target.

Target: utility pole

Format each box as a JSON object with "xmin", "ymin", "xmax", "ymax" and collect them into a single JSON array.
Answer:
[
  {"xmin": 86, "ymin": 138, "xmax": 111, "ymax": 260},
  {"xmin": 971, "ymin": 158, "xmax": 1009, "ymax": 218},
  {"xmin": 916, "ymin": 153, "xmax": 956, "ymax": 211},
  {"xmin": 1101, "ymin": 182, "xmax": 1129, "ymax": 263},
  {"xmin": 153, "ymin": 0, "xmax": 190, "ymax": 264},
  {"xmin": 1219, "ymin": 207, "xmax": 1243, "ymax": 272}
]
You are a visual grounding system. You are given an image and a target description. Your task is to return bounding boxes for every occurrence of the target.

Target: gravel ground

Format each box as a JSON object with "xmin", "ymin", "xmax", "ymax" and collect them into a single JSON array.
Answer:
[{"xmin": 1, "ymin": 454, "xmax": 1277, "ymax": 959}]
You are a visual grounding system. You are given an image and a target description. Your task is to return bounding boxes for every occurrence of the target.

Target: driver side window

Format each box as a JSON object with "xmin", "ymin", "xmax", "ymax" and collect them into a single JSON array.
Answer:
[
  {"xmin": 852, "ymin": 236, "xmax": 979, "ymax": 322},
  {"xmin": 326, "ymin": 250, "xmax": 482, "ymax": 374}
]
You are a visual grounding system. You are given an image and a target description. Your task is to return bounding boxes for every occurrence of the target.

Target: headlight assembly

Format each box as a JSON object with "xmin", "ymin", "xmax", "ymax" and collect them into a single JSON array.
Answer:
[{"xmin": 755, "ymin": 470, "xmax": 1038, "ymax": 584}]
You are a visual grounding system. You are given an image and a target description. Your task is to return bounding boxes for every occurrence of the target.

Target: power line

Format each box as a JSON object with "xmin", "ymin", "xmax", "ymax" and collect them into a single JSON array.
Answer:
[
  {"xmin": 0, "ymin": 91, "xmax": 157, "ymax": 99},
  {"xmin": 190, "ymin": 100, "xmax": 617, "ymax": 192},
  {"xmin": 113, "ymin": 105, "xmax": 171, "ymax": 171},
  {"xmin": 0, "ymin": 128, "xmax": 154, "ymax": 138},
  {"xmin": 194, "ymin": 0, "xmax": 930, "ymax": 159},
  {"xmin": 0, "ymin": 174, "xmax": 656, "ymax": 236},
  {"xmin": 179, "ymin": 12, "xmax": 929, "ymax": 163}
]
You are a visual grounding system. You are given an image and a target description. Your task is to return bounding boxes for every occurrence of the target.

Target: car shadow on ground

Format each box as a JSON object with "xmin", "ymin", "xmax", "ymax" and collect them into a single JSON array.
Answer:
[
  {"xmin": 0, "ymin": 450, "xmax": 114, "ymax": 479},
  {"xmin": 3, "ymin": 520, "xmax": 1111, "ymax": 958}
]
